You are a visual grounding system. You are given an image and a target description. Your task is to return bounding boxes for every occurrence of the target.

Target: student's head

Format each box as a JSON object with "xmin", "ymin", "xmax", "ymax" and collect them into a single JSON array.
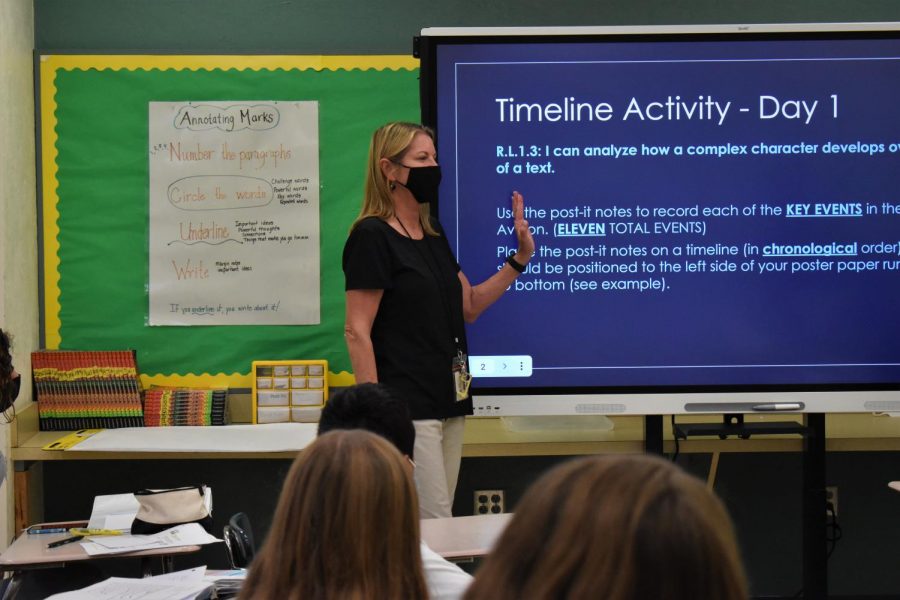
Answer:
[
  {"xmin": 0, "ymin": 329, "xmax": 18, "ymax": 421},
  {"xmin": 240, "ymin": 430, "xmax": 428, "ymax": 600},
  {"xmin": 464, "ymin": 454, "xmax": 748, "ymax": 600},
  {"xmin": 318, "ymin": 383, "xmax": 415, "ymax": 458},
  {"xmin": 0, "ymin": 328, "xmax": 12, "ymax": 382},
  {"xmin": 355, "ymin": 122, "xmax": 437, "ymax": 235}
]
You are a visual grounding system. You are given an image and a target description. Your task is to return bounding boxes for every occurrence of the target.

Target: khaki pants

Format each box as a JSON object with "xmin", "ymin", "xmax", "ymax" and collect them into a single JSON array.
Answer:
[{"xmin": 413, "ymin": 417, "xmax": 465, "ymax": 519}]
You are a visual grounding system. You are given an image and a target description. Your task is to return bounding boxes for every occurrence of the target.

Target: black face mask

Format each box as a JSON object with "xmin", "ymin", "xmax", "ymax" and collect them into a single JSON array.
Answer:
[{"xmin": 395, "ymin": 164, "xmax": 441, "ymax": 205}]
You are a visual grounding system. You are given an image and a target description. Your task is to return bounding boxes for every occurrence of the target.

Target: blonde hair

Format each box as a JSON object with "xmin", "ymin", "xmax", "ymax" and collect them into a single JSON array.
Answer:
[
  {"xmin": 239, "ymin": 430, "xmax": 428, "ymax": 600},
  {"xmin": 464, "ymin": 454, "xmax": 748, "ymax": 600},
  {"xmin": 352, "ymin": 121, "xmax": 438, "ymax": 236}
]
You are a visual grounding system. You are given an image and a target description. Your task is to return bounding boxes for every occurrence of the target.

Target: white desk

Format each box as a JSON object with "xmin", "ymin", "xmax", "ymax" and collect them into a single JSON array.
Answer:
[{"xmin": 420, "ymin": 513, "xmax": 512, "ymax": 560}]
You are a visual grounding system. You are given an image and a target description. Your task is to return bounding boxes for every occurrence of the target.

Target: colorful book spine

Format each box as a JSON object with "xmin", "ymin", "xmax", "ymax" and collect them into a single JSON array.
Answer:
[
  {"xmin": 143, "ymin": 388, "xmax": 228, "ymax": 427},
  {"xmin": 32, "ymin": 350, "xmax": 144, "ymax": 430}
]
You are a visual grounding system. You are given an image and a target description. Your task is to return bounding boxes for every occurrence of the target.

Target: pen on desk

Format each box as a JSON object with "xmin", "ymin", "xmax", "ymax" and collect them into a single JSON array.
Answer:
[
  {"xmin": 27, "ymin": 527, "xmax": 68, "ymax": 535},
  {"xmin": 752, "ymin": 403, "xmax": 803, "ymax": 411},
  {"xmin": 47, "ymin": 535, "xmax": 84, "ymax": 549}
]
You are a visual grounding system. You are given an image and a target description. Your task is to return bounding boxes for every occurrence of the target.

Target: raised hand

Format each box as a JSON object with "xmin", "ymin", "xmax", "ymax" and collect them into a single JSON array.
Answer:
[{"xmin": 511, "ymin": 191, "xmax": 535, "ymax": 263}]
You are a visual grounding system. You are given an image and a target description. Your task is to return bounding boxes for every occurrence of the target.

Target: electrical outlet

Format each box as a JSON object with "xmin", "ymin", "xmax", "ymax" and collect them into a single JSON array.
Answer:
[
  {"xmin": 474, "ymin": 489, "xmax": 505, "ymax": 515},
  {"xmin": 825, "ymin": 486, "xmax": 839, "ymax": 517}
]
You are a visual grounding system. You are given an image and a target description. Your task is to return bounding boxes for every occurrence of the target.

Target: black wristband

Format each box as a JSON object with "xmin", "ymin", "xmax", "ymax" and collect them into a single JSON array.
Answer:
[{"xmin": 506, "ymin": 253, "xmax": 526, "ymax": 273}]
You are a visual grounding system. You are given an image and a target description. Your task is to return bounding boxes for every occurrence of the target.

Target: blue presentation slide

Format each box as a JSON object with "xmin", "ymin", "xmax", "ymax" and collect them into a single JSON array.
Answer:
[{"xmin": 435, "ymin": 37, "xmax": 900, "ymax": 390}]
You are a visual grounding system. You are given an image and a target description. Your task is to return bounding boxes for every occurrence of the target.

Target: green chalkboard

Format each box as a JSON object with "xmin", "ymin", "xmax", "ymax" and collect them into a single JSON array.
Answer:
[{"xmin": 40, "ymin": 55, "xmax": 419, "ymax": 386}]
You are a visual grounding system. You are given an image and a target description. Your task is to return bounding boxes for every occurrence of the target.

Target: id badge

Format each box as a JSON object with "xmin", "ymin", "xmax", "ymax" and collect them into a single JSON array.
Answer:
[{"xmin": 452, "ymin": 350, "xmax": 472, "ymax": 401}]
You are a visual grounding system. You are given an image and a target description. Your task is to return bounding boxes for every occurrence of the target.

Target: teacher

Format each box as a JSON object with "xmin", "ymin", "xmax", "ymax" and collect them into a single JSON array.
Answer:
[{"xmin": 342, "ymin": 122, "xmax": 534, "ymax": 518}]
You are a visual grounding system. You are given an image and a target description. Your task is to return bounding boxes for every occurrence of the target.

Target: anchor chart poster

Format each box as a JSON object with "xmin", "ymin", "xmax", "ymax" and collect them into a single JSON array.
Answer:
[{"xmin": 148, "ymin": 101, "xmax": 320, "ymax": 325}]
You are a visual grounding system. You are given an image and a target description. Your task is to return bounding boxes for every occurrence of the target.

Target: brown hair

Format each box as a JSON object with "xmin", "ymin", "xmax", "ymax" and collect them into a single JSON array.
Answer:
[
  {"xmin": 352, "ymin": 121, "xmax": 438, "ymax": 236},
  {"xmin": 464, "ymin": 454, "xmax": 748, "ymax": 600},
  {"xmin": 239, "ymin": 430, "xmax": 428, "ymax": 600}
]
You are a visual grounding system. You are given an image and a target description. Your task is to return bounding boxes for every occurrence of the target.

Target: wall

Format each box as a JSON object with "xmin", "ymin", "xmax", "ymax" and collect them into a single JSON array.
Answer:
[
  {"xmin": 33, "ymin": 0, "xmax": 900, "ymax": 54},
  {"xmin": 0, "ymin": 0, "xmax": 38, "ymax": 548}
]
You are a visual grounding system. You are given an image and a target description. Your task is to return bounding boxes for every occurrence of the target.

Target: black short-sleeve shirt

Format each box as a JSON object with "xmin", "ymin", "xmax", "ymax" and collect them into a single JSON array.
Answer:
[{"xmin": 343, "ymin": 217, "xmax": 472, "ymax": 419}]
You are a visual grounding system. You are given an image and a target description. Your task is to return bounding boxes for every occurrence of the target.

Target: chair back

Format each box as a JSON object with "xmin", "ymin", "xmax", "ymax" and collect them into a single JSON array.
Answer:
[{"xmin": 223, "ymin": 511, "xmax": 256, "ymax": 569}]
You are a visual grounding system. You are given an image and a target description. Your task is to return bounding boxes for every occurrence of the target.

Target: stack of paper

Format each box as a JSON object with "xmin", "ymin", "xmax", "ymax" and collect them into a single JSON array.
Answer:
[
  {"xmin": 81, "ymin": 522, "xmax": 220, "ymax": 556},
  {"xmin": 45, "ymin": 566, "xmax": 212, "ymax": 599}
]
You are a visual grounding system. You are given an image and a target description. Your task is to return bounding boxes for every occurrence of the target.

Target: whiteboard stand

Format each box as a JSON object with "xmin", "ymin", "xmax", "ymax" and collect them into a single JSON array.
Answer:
[
  {"xmin": 664, "ymin": 413, "xmax": 827, "ymax": 599},
  {"xmin": 644, "ymin": 415, "xmax": 663, "ymax": 455},
  {"xmin": 673, "ymin": 414, "xmax": 807, "ymax": 439},
  {"xmin": 802, "ymin": 413, "xmax": 827, "ymax": 600}
]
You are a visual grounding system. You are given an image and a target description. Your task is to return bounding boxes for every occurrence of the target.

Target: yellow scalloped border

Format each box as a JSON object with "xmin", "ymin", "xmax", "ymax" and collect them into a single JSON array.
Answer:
[
  {"xmin": 139, "ymin": 370, "xmax": 356, "ymax": 389},
  {"xmin": 40, "ymin": 55, "xmax": 416, "ymax": 388}
]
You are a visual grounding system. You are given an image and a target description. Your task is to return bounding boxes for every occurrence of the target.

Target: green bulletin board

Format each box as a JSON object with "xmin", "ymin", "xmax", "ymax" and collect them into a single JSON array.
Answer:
[{"xmin": 39, "ymin": 55, "xmax": 420, "ymax": 388}]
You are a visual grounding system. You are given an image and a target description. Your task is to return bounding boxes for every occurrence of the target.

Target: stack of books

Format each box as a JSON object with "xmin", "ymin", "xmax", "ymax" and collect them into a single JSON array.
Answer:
[
  {"xmin": 143, "ymin": 388, "xmax": 228, "ymax": 426},
  {"xmin": 32, "ymin": 350, "xmax": 144, "ymax": 430}
]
